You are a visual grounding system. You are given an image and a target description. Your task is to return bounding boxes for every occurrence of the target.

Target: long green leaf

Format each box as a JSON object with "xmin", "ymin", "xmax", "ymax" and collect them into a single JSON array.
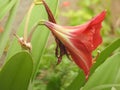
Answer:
[
  {"xmin": 6, "ymin": 0, "xmax": 58, "ymax": 80},
  {"xmin": 0, "ymin": 0, "xmax": 17, "ymax": 20},
  {"xmin": 83, "ymin": 53, "xmax": 120, "ymax": 90},
  {"xmin": 66, "ymin": 70, "xmax": 85, "ymax": 90},
  {"xmin": 0, "ymin": 0, "xmax": 19, "ymax": 58},
  {"xmin": 90, "ymin": 38, "xmax": 120, "ymax": 75},
  {"xmin": 0, "ymin": 51, "xmax": 33, "ymax": 90}
]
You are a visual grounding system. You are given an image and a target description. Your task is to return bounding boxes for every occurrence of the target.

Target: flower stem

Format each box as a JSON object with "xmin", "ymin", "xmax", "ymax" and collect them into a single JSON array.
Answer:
[
  {"xmin": 27, "ymin": 23, "xmax": 39, "ymax": 42},
  {"xmin": 24, "ymin": 3, "xmax": 34, "ymax": 41},
  {"xmin": 27, "ymin": 20, "xmax": 45, "ymax": 42}
]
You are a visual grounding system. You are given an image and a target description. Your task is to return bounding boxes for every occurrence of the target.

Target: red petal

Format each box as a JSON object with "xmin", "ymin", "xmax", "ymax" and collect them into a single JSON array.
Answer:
[
  {"xmin": 90, "ymin": 11, "xmax": 106, "ymax": 50},
  {"xmin": 90, "ymin": 11, "xmax": 106, "ymax": 26},
  {"xmin": 67, "ymin": 39, "xmax": 92, "ymax": 77},
  {"xmin": 71, "ymin": 11, "xmax": 106, "ymax": 52}
]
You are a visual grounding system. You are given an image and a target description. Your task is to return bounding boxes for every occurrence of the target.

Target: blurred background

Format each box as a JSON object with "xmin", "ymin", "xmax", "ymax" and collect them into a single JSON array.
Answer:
[{"xmin": 0, "ymin": 0, "xmax": 120, "ymax": 90}]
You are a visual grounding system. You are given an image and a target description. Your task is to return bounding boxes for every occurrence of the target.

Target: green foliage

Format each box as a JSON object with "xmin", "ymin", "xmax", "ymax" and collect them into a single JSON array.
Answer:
[
  {"xmin": 83, "ymin": 53, "xmax": 120, "ymax": 90},
  {"xmin": 6, "ymin": 0, "xmax": 58, "ymax": 81},
  {"xmin": 0, "ymin": 0, "xmax": 19, "ymax": 57},
  {"xmin": 46, "ymin": 76, "xmax": 61, "ymax": 90},
  {"xmin": 32, "ymin": 43, "xmax": 80, "ymax": 90},
  {"xmin": 0, "ymin": 51, "xmax": 33, "ymax": 90},
  {"xmin": 0, "ymin": 0, "xmax": 17, "ymax": 20},
  {"xmin": 91, "ymin": 38, "xmax": 120, "ymax": 75}
]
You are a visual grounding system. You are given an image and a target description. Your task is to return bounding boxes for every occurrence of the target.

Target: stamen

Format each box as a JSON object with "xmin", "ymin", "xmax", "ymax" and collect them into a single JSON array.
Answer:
[{"xmin": 57, "ymin": 56, "xmax": 62, "ymax": 65}]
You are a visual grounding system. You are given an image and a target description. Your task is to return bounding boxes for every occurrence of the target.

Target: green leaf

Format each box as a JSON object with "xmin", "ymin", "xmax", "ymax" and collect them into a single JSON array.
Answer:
[
  {"xmin": 0, "ymin": 0, "xmax": 17, "ymax": 20},
  {"xmin": 6, "ymin": 0, "xmax": 58, "ymax": 80},
  {"xmin": 0, "ymin": 0, "xmax": 19, "ymax": 57},
  {"xmin": 83, "ymin": 53, "xmax": 120, "ymax": 90},
  {"xmin": 90, "ymin": 38, "xmax": 120, "ymax": 75},
  {"xmin": 0, "ymin": 51, "xmax": 33, "ymax": 90},
  {"xmin": 66, "ymin": 70, "xmax": 85, "ymax": 90}
]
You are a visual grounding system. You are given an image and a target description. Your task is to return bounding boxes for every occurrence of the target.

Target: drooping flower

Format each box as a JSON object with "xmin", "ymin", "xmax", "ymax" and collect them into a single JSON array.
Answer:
[
  {"xmin": 42, "ymin": 0, "xmax": 106, "ymax": 78},
  {"xmin": 43, "ymin": 11, "xmax": 106, "ymax": 78}
]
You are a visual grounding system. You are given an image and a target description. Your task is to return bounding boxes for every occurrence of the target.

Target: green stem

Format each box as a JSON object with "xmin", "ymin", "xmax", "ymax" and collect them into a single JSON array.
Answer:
[
  {"xmin": 24, "ymin": 1, "xmax": 43, "ymax": 42},
  {"xmin": 24, "ymin": 3, "xmax": 34, "ymax": 41},
  {"xmin": 27, "ymin": 22, "xmax": 39, "ymax": 42}
]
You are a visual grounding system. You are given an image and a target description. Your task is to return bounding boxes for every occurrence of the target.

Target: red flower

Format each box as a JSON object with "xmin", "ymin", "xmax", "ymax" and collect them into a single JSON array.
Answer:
[{"xmin": 43, "ymin": 11, "xmax": 106, "ymax": 78}]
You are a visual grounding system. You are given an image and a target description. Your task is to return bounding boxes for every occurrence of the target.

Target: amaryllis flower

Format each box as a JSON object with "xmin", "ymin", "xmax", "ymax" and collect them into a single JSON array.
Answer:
[{"xmin": 43, "ymin": 11, "xmax": 106, "ymax": 78}]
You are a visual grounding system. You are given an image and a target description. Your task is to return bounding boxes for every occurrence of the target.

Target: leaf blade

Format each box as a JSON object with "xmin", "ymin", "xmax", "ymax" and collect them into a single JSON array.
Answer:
[
  {"xmin": 0, "ymin": 51, "xmax": 33, "ymax": 90},
  {"xmin": 0, "ymin": 0, "xmax": 19, "ymax": 58},
  {"xmin": 83, "ymin": 53, "xmax": 120, "ymax": 90},
  {"xmin": 0, "ymin": 0, "xmax": 17, "ymax": 20},
  {"xmin": 90, "ymin": 38, "xmax": 120, "ymax": 75}
]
